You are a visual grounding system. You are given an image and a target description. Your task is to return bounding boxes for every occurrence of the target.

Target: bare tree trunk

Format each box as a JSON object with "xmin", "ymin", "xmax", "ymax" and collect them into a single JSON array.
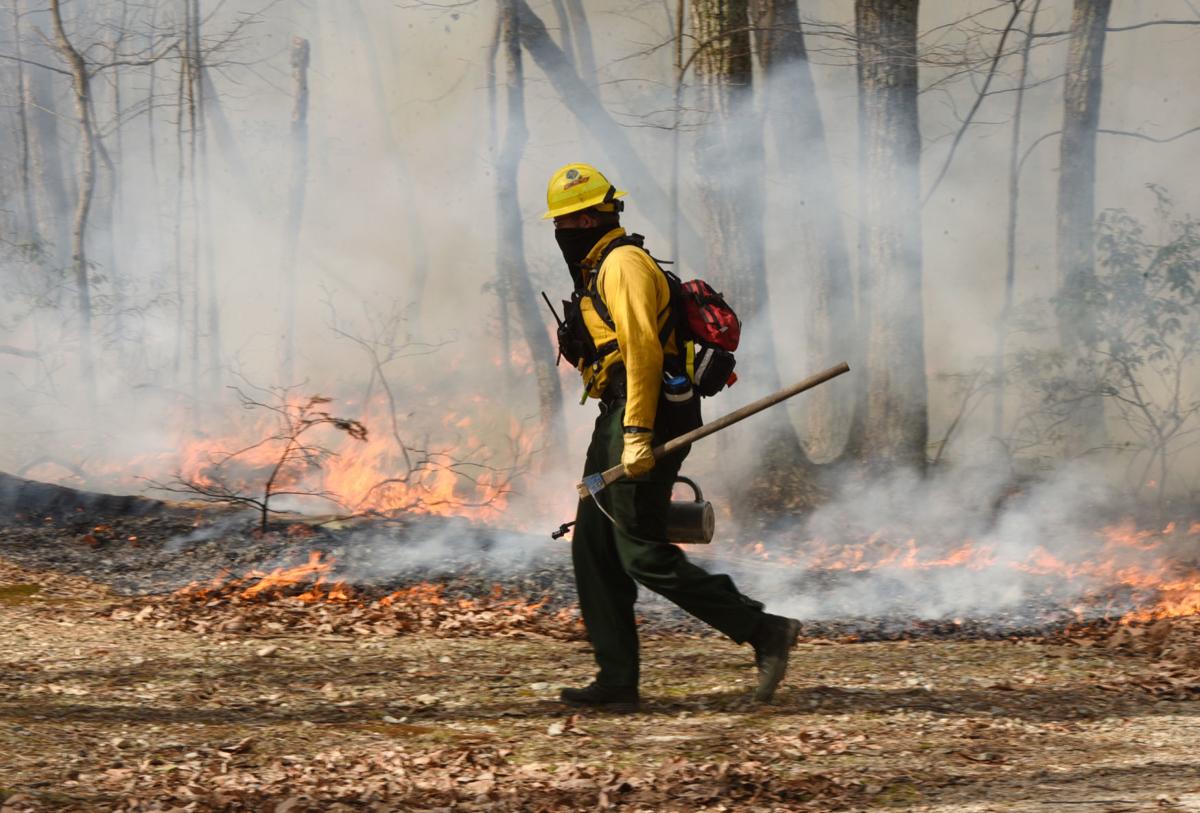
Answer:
[
  {"xmin": 563, "ymin": 0, "xmax": 597, "ymax": 91},
  {"xmin": 197, "ymin": 69, "xmax": 258, "ymax": 210},
  {"xmin": 1055, "ymin": 0, "xmax": 1111, "ymax": 456},
  {"xmin": 183, "ymin": 1, "xmax": 200, "ymax": 403},
  {"xmin": 515, "ymin": 0, "xmax": 704, "ymax": 271},
  {"xmin": 549, "ymin": 0, "xmax": 574, "ymax": 65},
  {"xmin": 172, "ymin": 38, "xmax": 186, "ymax": 381},
  {"xmin": 856, "ymin": 0, "xmax": 927, "ymax": 471},
  {"xmin": 27, "ymin": 51, "xmax": 71, "ymax": 277},
  {"xmin": 750, "ymin": 0, "xmax": 856, "ymax": 463},
  {"xmin": 94, "ymin": 106, "xmax": 123, "ymax": 353},
  {"xmin": 690, "ymin": 0, "xmax": 817, "ymax": 512},
  {"xmin": 50, "ymin": 0, "xmax": 98, "ymax": 408},
  {"xmin": 146, "ymin": 25, "xmax": 158, "ymax": 200},
  {"xmin": 10, "ymin": 0, "xmax": 40, "ymax": 244},
  {"xmin": 145, "ymin": 19, "xmax": 167, "ymax": 306},
  {"xmin": 498, "ymin": 0, "xmax": 566, "ymax": 455},
  {"xmin": 993, "ymin": 0, "xmax": 1041, "ymax": 441},
  {"xmin": 190, "ymin": 0, "xmax": 220, "ymax": 397},
  {"xmin": 486, "ymin": 10, "xmax": 512, "ymax": 385},
  {"xmin": 670, "ymin": 0, "xmax": 685, "ymax": 260},
  {"xmin": 345, "ymin": 0, "xmax": 432, "ymax": 321},
  {"xmin": 689, "ymin": 0, "xmax": 763, "ymax": 328},
  {"xmin": 101, "ymin": 4, "xmax": 127, "ymax": 359},
  {"xmin": 280, "ymin": 36, "xmax": 310, "ymax": 387}
]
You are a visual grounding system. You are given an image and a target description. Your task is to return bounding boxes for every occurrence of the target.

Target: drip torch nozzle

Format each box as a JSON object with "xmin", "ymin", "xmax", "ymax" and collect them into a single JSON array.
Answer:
[{"xmin": 551, "ymin": 520, "xmax": 576, "ymax": 540}]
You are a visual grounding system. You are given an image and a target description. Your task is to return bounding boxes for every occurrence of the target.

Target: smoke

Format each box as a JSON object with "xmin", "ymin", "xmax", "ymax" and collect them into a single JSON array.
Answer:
[
  {"xmin": 741, "ymin": 461, "xmax": 1128, "ymax": 623},
  {"xmin": 2, "ymin": 1, "xmax": 1200, "ymax": 626}
]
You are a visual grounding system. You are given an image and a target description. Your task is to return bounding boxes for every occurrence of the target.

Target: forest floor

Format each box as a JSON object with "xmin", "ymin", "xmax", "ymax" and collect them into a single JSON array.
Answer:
[{"xmin": 3, "ymin": 552, "xmax": 1200, "ymax": 812}]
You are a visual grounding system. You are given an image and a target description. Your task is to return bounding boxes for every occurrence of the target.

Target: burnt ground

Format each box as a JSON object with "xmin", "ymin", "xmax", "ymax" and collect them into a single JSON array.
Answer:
[{"xmin": 2, "ymin": 503, "xmax": 1200, "ymax": 811}]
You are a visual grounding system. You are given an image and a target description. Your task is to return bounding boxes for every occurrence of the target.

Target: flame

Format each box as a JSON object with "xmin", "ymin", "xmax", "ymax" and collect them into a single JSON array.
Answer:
[
  {"xmin": 125, "ymin": 392, "xmax": 534, "ymax": 524},
  {"xmin": 732, "ymin": 518, "xmax": 1200, "ymax": 624},
  {"xmin": 165, "ymin": 517, "xmax": 1200, "ymax": 627},
  {"xmin": 175, "ymin": 556, "xmax": 561, "ymax": 630},
  {"xmin": 178, "ymin": 550, "xmax": 352, "ymax": 604}
]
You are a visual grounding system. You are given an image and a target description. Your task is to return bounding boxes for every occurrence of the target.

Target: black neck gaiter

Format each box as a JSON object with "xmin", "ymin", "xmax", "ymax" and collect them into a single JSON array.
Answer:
[{"xmin": 555, "ymin": 226, "xmax": 613, "ymax": 287}]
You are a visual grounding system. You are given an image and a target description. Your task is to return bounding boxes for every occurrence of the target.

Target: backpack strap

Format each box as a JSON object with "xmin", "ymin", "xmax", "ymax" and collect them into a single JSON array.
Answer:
[{"xmin": 587, "ymin": 234, "xmax": 677, "ymax": 347}]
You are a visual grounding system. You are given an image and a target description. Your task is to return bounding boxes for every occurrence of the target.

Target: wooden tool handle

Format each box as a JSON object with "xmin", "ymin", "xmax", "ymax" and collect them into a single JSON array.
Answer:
[{"xmin": 575, "ymin": 361, "xmax": 850, "ymax": 498}]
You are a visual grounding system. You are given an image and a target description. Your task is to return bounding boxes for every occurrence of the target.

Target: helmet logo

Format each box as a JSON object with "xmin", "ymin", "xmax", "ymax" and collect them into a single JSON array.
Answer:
[{"xmin": 563, "ymin": 170, "xmax": 590, "ymax": 190}]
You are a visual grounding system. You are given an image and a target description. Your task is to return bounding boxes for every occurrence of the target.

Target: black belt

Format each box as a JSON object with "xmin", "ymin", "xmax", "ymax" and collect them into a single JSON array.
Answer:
[{"xmin": 599, "ymin": 364, "xmax": 627, "ymax": 408}]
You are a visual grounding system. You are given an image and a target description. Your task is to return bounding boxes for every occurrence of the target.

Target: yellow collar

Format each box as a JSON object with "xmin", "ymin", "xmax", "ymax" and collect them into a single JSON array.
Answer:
[{"xmin": 580, "ymin": 227, "xmax": 627, "ymax": 282}]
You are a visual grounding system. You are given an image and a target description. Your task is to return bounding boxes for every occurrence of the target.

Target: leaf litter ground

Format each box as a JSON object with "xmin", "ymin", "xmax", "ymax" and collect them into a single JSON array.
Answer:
[{"xmin": 3, "ymin": 510, "xmax": 1200, "ymax": 810}]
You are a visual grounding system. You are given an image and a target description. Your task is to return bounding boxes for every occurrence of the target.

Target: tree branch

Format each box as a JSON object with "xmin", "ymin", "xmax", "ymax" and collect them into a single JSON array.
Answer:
[
  {"xmin": 0, "ymin": 51, "xmax": 71, "ymax": 76},
  {"xmin": 923, "ymin": 0, "xmax": 1025, "ymax": 204}
]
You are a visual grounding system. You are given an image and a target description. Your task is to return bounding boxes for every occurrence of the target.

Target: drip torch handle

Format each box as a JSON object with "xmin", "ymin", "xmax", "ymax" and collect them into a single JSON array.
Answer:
[
  {"xmin": 674, "ymin": 476, "xmax": 703, "ymax": 502},
  {"xmin": 576, "ymin": 361, "xmax": 850, "ymax": 499}
]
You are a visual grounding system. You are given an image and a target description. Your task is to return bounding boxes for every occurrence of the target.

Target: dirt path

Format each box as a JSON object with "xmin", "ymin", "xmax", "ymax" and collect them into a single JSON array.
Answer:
[{"xmin": 2, "ymin": 562, "xmax": 1200, "ymax": 811}]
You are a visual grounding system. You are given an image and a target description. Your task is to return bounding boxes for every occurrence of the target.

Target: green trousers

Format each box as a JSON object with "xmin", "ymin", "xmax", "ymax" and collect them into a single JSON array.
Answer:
[{"xmin": 572, "ymin": 402, "xmax": 765, "ymax": 688}]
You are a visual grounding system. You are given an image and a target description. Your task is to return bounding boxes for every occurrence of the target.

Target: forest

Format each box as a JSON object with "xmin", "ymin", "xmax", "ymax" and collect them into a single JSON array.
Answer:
[{"xmin": 2, "ymin": 1, "xmax": 1200, "ymax": 810}]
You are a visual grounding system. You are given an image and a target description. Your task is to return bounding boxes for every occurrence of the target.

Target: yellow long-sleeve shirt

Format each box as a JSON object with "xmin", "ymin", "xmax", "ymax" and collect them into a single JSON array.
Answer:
[{"xmin": 578, "ymin": 228, "xmax": 677, "ymax": 430}]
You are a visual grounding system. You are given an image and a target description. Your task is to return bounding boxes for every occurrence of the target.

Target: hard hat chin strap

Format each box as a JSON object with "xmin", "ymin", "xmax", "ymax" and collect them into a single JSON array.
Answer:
[{"xmin": 596, "ymin": 185, "xmax": 624, "ymax": 214}]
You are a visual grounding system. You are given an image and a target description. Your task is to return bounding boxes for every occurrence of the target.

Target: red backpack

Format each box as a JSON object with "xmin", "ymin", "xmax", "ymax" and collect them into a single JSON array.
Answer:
[
  {"xmin": 680, "ymin": 280, "xmax": 740, "ymax": 352},
  {"xmin": 676, "ymin": 279, "xmax": 739, "ymax": 394}
]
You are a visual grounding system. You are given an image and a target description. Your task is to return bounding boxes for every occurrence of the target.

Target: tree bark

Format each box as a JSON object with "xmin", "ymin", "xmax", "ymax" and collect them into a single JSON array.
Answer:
[
  {"xmin": 563, "ymin": 0, "xmax": 597, "ymax": 92},
  {"xmin": 750, "ymin": 0, "xmax": 857, "ymax": 462},
  {"xmin": 10, "ymin": 0, "xmax": 40, "ymax": 244},
  {"xmin": 50, "ymin": 0, "xmax": 97, "ymax": 407},
  {"xmin": 486, "ymin": 10, "xmax": 513, "ymax": 384},
  {"xmin": 146, "ymin": 21, "xmax": 160, "ymax": 266},
  {"xmin": 26, "ymin": 62, "xmax": 71, "ymax": 273},
  {"xmin": 198, "ymin": 69, "xmax": 259, "ymax": 210},
  {"xmin": 994, "ymin": 0, "xmax": 1041, "ymax": 440},
  {"xmin": 100, "ymin": 5, "xmax": 126, "ymax": 363},
  {"xmin": 183, "ymin": 0, "xmax": 200, "ymax": 402},
  {"xmin": 497, "ymin": 0, "xmax": 567, "ymax": 456},
  {"xmin": 690, "ymin": 0, "xmax": 816, "ymax": 512},
  {"xmin": 172, "ymin": 38, "xmax": 186, "ymax": 380},
  {"xmin": 856, "ymin": 0, "xmax": 927, "ymax": 471},
  {"xmin": 1055, "ymin": 0, "xmax": 1111, "ymax": 455},
  {"xmin": 515, "ymin": 0, "xmax": 703, "ymax": 271},
  {"xmin": 189, "ymin": 0, "xmax": 221, "ymax": 397},
  {"xmin": 549, "ymin": 0, "xmax": 574, "ymax": 66},
  {"xmin": 281, "ymin": 36, "xmax": 310, "ymax": 387}
]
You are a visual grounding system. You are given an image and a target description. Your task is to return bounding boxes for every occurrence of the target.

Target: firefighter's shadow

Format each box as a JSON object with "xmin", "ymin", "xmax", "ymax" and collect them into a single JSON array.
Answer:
[
  {"xmin": 745, "ymin": 683, "xmax": 1197, "ymax": 721},
  {"xmin": 0, "ymin": 682, "xmax": 1191, "ymax": 726},
  {"xmin": 2, "ymin": 650, "xmax": 1194, "ymax": 726}
]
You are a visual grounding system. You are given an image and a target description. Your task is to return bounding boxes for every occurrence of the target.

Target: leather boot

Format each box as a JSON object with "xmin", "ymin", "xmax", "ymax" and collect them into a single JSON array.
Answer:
[
  {"xmin": 749, "ymin": 614, "xmax": 802, "ymax": 701},
  {"xmin": 559, "ymin": 682, "xmax": 640, "ymax": 712}
]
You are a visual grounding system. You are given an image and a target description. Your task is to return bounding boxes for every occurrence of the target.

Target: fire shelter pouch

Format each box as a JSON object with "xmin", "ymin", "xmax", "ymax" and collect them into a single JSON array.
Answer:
[{"xmin": 685, "ymin": 340, "xmax": 737, "ymax": 397}]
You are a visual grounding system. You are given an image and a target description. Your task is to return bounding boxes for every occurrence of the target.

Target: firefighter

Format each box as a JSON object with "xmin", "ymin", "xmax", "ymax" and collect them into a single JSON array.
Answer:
[{"xmin": 545, "ymin": 163, "xmax": 801, "ymax": 711}]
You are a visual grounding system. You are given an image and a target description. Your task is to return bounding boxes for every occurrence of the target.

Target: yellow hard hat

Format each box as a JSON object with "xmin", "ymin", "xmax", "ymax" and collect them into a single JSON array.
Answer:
[{"xmin": 542, "ymin": 163, "xmax": 626, "ymax": 220}]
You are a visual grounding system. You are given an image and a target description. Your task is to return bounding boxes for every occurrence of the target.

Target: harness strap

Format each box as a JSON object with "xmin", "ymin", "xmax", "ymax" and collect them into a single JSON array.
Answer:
[
  {"xmin": 575, "ymin": 233, "xmax": 683, "ymax": 403},
  {"xmin": 586, "ymin": 234, "xmax": 678, "ymax": 348}
]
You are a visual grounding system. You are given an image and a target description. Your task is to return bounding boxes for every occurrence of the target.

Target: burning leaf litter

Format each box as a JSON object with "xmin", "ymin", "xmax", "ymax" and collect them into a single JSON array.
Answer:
[{"xmin": 112, "ymin": 552, "xmax": 584, "ymax": 642}]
